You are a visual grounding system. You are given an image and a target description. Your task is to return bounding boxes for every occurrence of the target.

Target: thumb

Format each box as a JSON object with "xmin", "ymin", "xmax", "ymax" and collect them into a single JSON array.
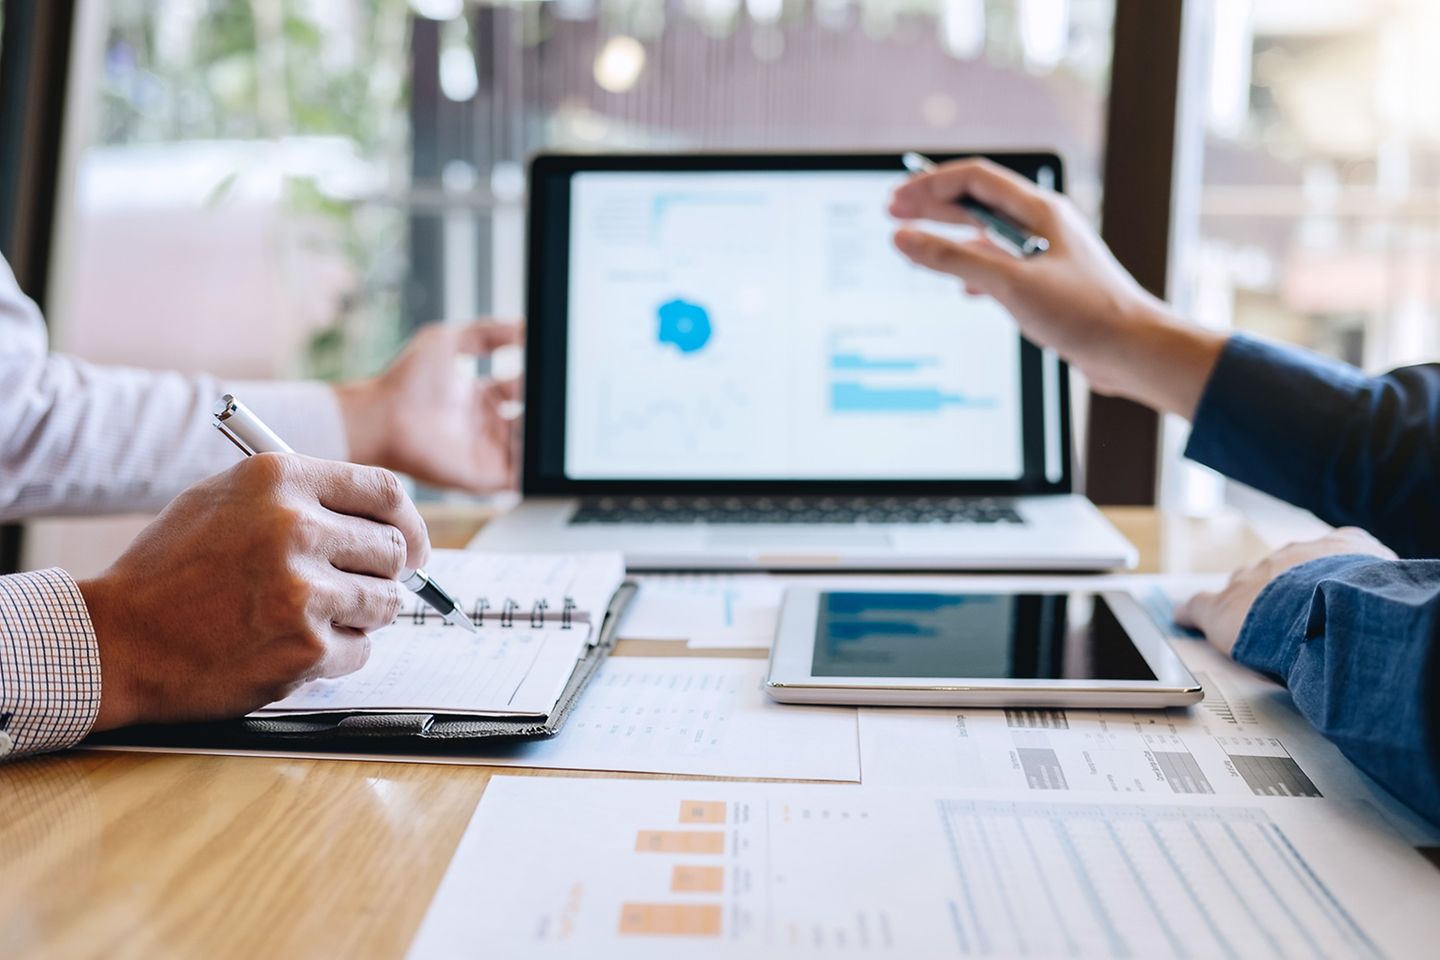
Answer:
[
  {"xmin": 455, "ymin": 319, "xmax": 524, "ymax": 356},
  {"xmin": 893, "ymin": 228, "xmax": 1019, "ymax": 296}
]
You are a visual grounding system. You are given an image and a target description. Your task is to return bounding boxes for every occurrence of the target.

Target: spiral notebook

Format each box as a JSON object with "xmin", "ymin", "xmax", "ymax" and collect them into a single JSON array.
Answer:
[{"xmin": 250, "ymin": 550, "xmax": 628, "ymax": 719}]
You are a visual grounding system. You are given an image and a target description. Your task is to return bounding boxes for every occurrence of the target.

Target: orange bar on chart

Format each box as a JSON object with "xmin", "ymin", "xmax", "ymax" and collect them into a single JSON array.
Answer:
[
  {"xmin": 618, "ymin": 903, "xmax": 723, "ymax": 937},
  {"xmin": 678, "ymin": 800, "xmax": 727, "ymax": 824},
  {"xmin": 635, "ymin": 830, "xmax": 725, "ymax": 854},
  {"xmin": 671, "ymin": 865, "xmax": 725, "ymax": 893}
]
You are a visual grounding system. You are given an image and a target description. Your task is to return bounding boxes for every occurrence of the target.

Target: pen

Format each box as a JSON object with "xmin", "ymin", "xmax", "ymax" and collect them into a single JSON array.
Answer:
[
  {"xmin": 900, "ymin": 152, "xmax": 1050, "ymax": 258},
  {"xmin": 212, "ymin": 393, "xmax": 480, "ymax": 634}
]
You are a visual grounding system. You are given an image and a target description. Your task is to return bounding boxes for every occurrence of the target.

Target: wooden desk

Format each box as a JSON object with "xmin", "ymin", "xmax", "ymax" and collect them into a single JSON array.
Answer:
[{"xmin": 0, "ymin": 508, "xmax": 1268, "ymax": 960}]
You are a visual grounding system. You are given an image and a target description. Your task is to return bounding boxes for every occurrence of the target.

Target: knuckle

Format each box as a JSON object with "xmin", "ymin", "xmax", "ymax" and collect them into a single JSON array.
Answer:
[
  {"xmin": 286, "ymin": 508, "xmax": 325, "ymax": 551},
  {"xmin": 245, "ymin": 451, "xmax": 293, "ymax": 486},
  {"xmin": 385, "ymin": 525, "xmax": 407, "ymax": 577},
  {"xmin": 271, "ymin": 570, "xmax": 316, "ymax": 625},
  {"xmin": 381, "ymin": 581, "xmax": 404, "ymax": 623},
  {"xmin": 371, "ymin": 468, "xmax": 405, "ymax": 512},
  {"xmin": 352, "ymin": 579, "xmax": 402, "ymax": 629}
]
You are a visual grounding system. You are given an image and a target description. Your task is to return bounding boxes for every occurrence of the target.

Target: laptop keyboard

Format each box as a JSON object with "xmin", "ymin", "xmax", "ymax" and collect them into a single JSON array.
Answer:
[{"xmin": 569, "ymin": 496, "xmax": 1024, "ymax": 526}]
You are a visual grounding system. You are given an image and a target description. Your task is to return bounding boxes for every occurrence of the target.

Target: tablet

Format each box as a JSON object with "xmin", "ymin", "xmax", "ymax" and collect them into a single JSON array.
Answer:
[{"xmin": 766, "ymin": 588, "xmax": 1202, "ymax": 708}]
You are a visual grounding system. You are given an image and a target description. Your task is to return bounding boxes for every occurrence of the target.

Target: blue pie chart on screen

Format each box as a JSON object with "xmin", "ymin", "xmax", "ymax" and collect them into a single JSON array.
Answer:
[{"xmin": 656, "ymin": 298, "xmax": 712, "ymax": 354}]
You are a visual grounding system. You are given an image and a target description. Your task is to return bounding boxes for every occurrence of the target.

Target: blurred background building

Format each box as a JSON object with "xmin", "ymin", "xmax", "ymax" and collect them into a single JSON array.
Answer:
[{"xmin": 14, "ymin": 0, "xmax": 1440, "ymax": 570}]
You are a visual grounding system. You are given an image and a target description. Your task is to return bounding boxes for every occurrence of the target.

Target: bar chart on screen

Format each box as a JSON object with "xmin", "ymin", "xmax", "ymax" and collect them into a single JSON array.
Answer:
[{"xmin": 408, "ymin": 778, "xmax": 1440, "ymax": 959}]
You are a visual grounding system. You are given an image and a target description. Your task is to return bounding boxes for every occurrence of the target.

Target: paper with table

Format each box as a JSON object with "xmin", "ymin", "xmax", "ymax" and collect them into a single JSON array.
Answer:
[
  {"xmin": 469, "ymin": 657, "xmax": 859, "ymax": 781},
  {"xmin": 858, "ymin": 579, "xmax": 1304, "ymax": 797},
  {"xmin": 409, "ymin": 775, "xmax": 1440, "ymax": 959},
  {"xmin": 858, "ymin": 578, "xmax": 1440, "ymax": 841},
  {"xmin": 252, "ymin": 549, "xmax": 626, "ymax": 718}
]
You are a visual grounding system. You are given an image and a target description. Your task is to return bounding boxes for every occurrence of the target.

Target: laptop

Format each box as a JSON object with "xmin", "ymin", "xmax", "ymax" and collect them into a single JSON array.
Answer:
[{"xmin": 474, "ymin": 151, "xmax": 1138, "ymax": 571}]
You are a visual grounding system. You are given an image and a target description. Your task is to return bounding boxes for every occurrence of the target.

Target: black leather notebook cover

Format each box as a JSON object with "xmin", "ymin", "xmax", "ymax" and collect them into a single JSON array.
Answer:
[{"xmin": 84, "ymin": 582, "xmax": 637, "ymax": 756}]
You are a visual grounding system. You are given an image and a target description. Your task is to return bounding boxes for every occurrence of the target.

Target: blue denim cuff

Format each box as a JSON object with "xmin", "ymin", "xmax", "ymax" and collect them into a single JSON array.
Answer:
[{"xmin": 1232, "ymin": 553, "xmax": 1381, "ymax": 681}]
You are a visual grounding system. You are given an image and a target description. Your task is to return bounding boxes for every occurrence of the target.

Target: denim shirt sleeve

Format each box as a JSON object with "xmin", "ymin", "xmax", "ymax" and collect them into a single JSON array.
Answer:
[
  {"xmin": 1235, "ymin": 554, "xmax": 1440, "ymax": 826},
  {"xmin": 1186, "ymin": 333, "xmax": 1440, "ymax": 557}
]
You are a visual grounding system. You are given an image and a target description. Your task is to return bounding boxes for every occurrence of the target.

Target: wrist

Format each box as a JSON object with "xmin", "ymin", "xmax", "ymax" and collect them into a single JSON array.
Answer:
[
  {"xmin": 77, "ymin": 574, "xmax": 149, "ymax": 731},
  {"xmin": 333, "ymin": 379, "xmax": 394, "ymax": 468},
  {"xmin": 1083, "ymin": 299, "xmax": 1227, "ymax": 419}
]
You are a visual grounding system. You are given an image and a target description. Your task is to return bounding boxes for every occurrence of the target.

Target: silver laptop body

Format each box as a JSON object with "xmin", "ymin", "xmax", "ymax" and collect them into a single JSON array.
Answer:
[{"xmin": 475, "ymin": 152, "xmax": 1137, "ymax": 572}]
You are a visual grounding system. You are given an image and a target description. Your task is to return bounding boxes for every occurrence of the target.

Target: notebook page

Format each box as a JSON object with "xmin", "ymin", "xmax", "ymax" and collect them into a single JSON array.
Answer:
[
  {"xmin": 404, "ymin": 550, "xmax": 625, "ymax": 625},
  {"xmin": 251, "ymin": 621, "xmax": 592, "ymax": 718}
]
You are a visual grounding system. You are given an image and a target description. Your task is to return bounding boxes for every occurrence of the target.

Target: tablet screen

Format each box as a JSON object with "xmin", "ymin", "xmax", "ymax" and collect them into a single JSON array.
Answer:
[{"xmin": 811, "ymin": 592, "xmax": 1157, "ymax": 681}]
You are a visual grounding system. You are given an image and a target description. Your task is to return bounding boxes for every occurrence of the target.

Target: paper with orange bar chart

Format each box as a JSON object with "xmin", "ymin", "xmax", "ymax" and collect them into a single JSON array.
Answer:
[{"xmin": 407, "ymin": 776, "xmax": 1440, "ymax": 959}]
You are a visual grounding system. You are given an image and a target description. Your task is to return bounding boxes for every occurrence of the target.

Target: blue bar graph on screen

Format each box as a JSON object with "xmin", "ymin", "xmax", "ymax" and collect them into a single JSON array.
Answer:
[
  {"xmin": 830, "ymin": 353, "xmax": 937, "ymax": 373},
  {"xmin": 831, "ymin": 381, "xmax": 997, "ymax": 414}
]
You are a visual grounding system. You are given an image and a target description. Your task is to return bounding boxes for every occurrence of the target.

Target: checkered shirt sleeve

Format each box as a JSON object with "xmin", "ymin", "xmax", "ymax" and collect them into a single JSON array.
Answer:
[{"xmin": 0, "ymin": 569, "xmax": 102, "ymax": 760}]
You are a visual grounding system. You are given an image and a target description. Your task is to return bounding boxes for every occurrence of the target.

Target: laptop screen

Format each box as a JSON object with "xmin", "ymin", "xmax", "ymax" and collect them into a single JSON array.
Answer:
[{"xmin": 525, "ymin": 155, "xmax": 1068, "ymax": 494}]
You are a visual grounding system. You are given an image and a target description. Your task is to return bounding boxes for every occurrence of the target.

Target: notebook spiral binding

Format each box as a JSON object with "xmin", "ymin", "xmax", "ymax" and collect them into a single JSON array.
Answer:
[{"xmin": 404, "ymin": 596, "xmax": 576, "ymax": 629}]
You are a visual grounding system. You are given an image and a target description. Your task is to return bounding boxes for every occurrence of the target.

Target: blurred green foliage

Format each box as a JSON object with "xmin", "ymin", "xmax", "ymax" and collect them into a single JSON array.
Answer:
[{"xmin": 97, "ymin": 0, "xmax": 413, "ymax": 381}]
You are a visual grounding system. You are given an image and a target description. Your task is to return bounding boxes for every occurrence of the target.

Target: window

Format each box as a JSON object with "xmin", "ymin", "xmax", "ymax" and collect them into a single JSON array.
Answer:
[
  {"xmin": 1196, "ymin": 0, "xmax": 1440, "ymax": 370},
  {"xmin": 34, "ymin": 0, "xmax": 1124, "ymax": 572},
  {"xmin": 1169, "ymin": 0, "xmax": 1440, "ymax": 518},
  {"xmin": 408, "ymin": 0, "xmax": 1117, "ymax": 326}
]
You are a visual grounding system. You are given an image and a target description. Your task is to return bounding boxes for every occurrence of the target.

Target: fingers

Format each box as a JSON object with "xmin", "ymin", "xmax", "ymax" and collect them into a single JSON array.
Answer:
[
  {"xmin": 1173, "ymin": 592, "xmax": 1213, "ymax": 629},
  {"xmin": 455, "ymin": 319, "xmax": 524, "ymax": 355},
  {"xmin": 326, "ymin": 514, "xmax": 409, "ymax": 578},
  {"xmin": 483, "ymin": 376, "xmax": 523, "ymax": 408},
  {"xmin": 307, "ymin": 461, "xmax": 431, "ymax": 570},
  {"xmin": 893, "ymin": 228, "xmax": 1020, "ymax": 292},
  {"xmin": 315, "ymin": 627, "xmax": 373, "ymax": 679},
  {"xmin": 316, "ymin": 574, "xmax": 405, "ymax": 633},
  {"xmin": 890, "ymin": 158, "xmax": 1055, "ymax": 229}
]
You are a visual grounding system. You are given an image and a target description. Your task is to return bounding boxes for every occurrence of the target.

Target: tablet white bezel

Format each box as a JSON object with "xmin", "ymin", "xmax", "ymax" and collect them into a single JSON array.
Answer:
[{"xmin": 765, "ymin": 587, "xmax": 1203, "ymax": 708}]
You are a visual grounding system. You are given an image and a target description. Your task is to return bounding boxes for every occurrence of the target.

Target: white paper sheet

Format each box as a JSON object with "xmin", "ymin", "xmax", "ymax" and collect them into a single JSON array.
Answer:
[
  {"xmin": 409, "ymin": 776, "xmax": 1440, "ymax": 959},
  {"xmin": 253, "ymin": 624, "xmax": 590, "ymax": 717},
  {"xmin": 620, "ymin": 574, "xmax": 785, "ymax": 648},
  {"xmin": 470, "ymin": 657, "xmax": 860, "ymax": 781},
  {"xmin": 855, "ymin": 578, "xmax": 1440, "ymax": 843}
]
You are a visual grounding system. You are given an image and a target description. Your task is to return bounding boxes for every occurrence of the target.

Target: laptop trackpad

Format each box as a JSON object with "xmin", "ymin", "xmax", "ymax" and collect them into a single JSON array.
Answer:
[{"xmin": 705, "ymin": 529, "xmax": 893, "ymax": 548}]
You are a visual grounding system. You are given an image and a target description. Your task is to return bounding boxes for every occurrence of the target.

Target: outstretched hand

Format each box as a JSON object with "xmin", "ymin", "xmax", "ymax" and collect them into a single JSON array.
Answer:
[
  {"xmin": 889, "ymin": 158, "xmax": 1225, "ymax": 419},
  {"xmin": 336, "ymin": 320, "xmax": 523, "ymax": 493}
]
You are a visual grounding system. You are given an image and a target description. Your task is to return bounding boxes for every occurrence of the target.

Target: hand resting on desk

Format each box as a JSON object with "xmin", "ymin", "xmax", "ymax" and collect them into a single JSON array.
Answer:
[
  {"xmin": 76, "ymin": 454, "xmax": 430, "ymax": 732},
  {"xmin": 1174, "ymin": 528, "xmax": 1396, "ymax": 654}
]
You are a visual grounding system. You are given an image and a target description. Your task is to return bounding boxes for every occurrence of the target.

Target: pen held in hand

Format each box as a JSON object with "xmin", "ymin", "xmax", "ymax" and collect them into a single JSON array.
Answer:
[
  {"xmin": 900, "ymin": 152, "xmax": 1050, "ymax": 258},
  {"xmin": 212, "ymin": 393, "xmax": 479, "ymax": 634}
]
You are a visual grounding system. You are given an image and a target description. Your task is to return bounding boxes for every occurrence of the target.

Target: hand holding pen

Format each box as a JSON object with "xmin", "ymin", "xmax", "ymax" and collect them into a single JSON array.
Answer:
[
  {"xmin": 215, "ymin": 394, "xmax": 478, "ymax": 633},
  {"xmin": 889, "ymin": 155, "xmax": 1193, "ymax": 412},
  {"xmin": 77, "ymin": 418, "xmax": 450, "ymax": 731},
  {"xmin": 901, "ymin": 152, "xmax": 1050, "ymax": 257}
]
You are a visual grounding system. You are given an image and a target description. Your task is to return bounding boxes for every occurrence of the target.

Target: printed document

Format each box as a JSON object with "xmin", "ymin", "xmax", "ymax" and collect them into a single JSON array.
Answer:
[
  {"xmin": 409, "ymin": 776, "xmax": 1440, "ymax": 959},
  {"xmin": 473, "ymin": 657, "xmax": 860, "ymax": 781}
]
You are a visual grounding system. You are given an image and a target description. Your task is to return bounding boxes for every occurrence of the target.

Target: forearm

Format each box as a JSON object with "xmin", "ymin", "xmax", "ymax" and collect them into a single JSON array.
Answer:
[
  {"xmin": 1186, "ymin": 335, "xmax": 1440, "ymax": 555},
  {"xmin": 1080, "ymin": 302, "xmax": 1227, "ymax": 421},
  {"xmin": 1234, "ymin": 555, "xmax": 1440, "ymax": 825},
  {"xmin": 0, "ymin": 350, "xmax": 348, "ymax": 520}
]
